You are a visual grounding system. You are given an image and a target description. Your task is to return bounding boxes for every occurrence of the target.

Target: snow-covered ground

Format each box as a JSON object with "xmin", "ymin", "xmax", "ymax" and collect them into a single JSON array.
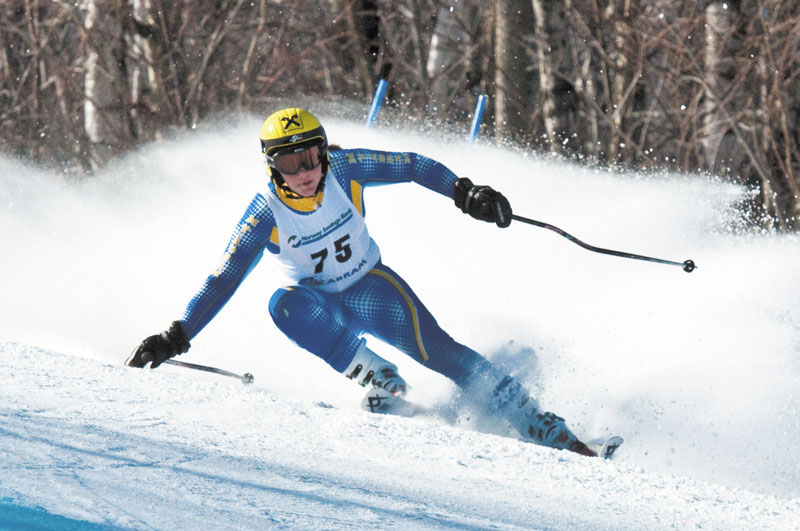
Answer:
[{"xmin": 1, "ymin": 113, "xmax": 799, "ymax": 529}]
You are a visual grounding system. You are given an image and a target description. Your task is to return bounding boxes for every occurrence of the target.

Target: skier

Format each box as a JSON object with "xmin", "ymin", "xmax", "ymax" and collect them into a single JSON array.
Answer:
[{"xmin": 126, "ymin": 107, "xmax": 598, "ymax": 456}]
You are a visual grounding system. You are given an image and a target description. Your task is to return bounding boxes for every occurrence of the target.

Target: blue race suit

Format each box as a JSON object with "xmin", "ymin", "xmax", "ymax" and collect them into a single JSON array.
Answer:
[
  {"xmin": 180, "ymin": 149, "xmax": 492, "ymax": 385},
  {"xmin": 177, "ymin": 147, "xmax": 589, "ymax": 452}
]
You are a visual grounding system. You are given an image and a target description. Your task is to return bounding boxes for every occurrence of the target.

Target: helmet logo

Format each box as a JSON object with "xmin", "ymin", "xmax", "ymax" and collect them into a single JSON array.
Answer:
[
  {"xmin": 289, "ymin": 134, "xmax": 304, "ymax": 143},
  {"xmin": 281, "ymin": 114, "xmax": 302, "ymax": 131}
]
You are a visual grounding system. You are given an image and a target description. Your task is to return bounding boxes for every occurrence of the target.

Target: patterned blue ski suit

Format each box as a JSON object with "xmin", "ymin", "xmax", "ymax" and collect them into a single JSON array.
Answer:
[
  {"xmin": 180, "ymin": 149, "xmax": 492, "ymax": 385},
  {"xmin": 175, "ymin": 146, "xmax": 594, "ymax": 454}
]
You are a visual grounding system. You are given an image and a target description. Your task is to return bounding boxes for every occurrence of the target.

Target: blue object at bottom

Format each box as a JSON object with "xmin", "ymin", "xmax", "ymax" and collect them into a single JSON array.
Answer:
[{"xmin": 0, "ymin": 498, "xmax": 116, "ymax": 530}]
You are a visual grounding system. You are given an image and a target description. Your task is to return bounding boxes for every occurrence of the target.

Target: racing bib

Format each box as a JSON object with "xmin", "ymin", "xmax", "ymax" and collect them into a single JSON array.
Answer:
[{"xmin": 266, "ymin": 176, "xmax": 380, "ymax": 293}]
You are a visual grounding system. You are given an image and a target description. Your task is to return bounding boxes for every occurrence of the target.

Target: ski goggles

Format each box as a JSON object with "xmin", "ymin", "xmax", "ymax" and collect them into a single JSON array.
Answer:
[{"xmin": 266, "ymin": 144, "xmax": 323, "ymax": 175}]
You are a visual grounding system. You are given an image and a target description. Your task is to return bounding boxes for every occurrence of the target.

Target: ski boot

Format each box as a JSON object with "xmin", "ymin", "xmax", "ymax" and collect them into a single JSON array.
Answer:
[
  {"xmin": 491, "ymin": 376, "xmax": 597, "ymax": 457},
  {"xmin": 345, "ymin": 341, "xmax": 410, "ymax": 415},
  {"xmin": 344, "ymin": 341, "xmax": 407, "ymax": 396},
  {"xmin": 524, "ymin": 410, "xmax": 597, "ymax": 456}
]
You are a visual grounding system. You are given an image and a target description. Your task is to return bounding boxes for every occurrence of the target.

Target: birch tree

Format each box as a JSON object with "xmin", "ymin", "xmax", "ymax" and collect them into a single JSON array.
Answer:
[
  {"xmin": 702, "ymin": 1, "xmax": 740, "ymax": 174},
  {"xmin": 425, "ymin": 0, "xmax": 486, "ymax": 120},
  {"xmin": 128, "ymin": 0, "xmax": 165, "ymax": 142},
  {"xmin": 83, "ymin": 0, "xmax": 130, "ymax": 170}
]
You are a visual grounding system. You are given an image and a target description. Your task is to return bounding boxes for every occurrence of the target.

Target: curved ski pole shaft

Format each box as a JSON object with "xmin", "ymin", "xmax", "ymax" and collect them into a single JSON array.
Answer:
[
  {"xmin": 162, "ymin": 359, "xmax": 254, "ymax": 384},
  {"xmin": 511, "ymin": 214, "xmax": 696, "ymax": 273}
]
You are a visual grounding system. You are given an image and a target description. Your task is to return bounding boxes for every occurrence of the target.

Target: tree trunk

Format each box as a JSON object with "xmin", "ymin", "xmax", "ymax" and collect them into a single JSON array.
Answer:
[
  {"xmin": 425, "ymin": 0, "xmax": 484, "ymax": 117},
  {"xmin": 341, "ymin": 0, "xmax": 379, "ymax": 97},
  {"xmin": 602, "ymin": 0, "xmax": 631, "ymax": 164},
  {"xmin": 493, "ymin": 0, "xmax": 535, "ymax": 138},
  {"xmin": 83, "ymin": 0, "xmax": 129, "ymax": 170},
  {"xmin": 129, "ymin": 0, "xmax": 165, "ymax": 142},
  {"xmin": 427, "ymin": 0, "xmax": 465, "ymax": 102},
  {"xmin": 703, "ymin": 1, "xmax": 740, "ymax": 174},
  {"xmin": 565, "ymin": 0, "xmax": 599, "ymax": 159},
  {"xmin": 531, "ymin": 0, "xmax": 565, "ymax": 152},
  {"xmin": 755, "ymin": 2, "xmax": 800, "ymax": 229}
]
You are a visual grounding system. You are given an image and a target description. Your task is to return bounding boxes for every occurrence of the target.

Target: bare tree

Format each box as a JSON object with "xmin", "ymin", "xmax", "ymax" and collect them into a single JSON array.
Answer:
[
  {"xmin": 3, "ymin": 0, "xmax": 800, "ymax": 230},
  {"xmin": 493, "ymin": 0, "xmax": 535, "ymax": 138},
  {"xmin": 563, "ymin": 0, "xmax": 601, "ymax": 159},
  {"xmin": 703, "ymin": 1, "xmax": 735, "ymax": 173},
  {"xmin": 426, "ymin": 0, "xmax": 479, "ymax": 116},
  {"xmin": 531, "ymin": 0, "xmax": 565, "ymax": 152},
  {"xmin": 128, "ymin": 0, "xmax": 166, "ymax": 141},
  {"xmin": 371, "ymin": 0, "xmax": 440, "ymax": 111},
  {"xmin": 746, "ymin": 1, "xmax": 800, "ymax": 228},
  {"xmin": 83, "ymin": 0, "xmax": 132, "ymax": 170}
]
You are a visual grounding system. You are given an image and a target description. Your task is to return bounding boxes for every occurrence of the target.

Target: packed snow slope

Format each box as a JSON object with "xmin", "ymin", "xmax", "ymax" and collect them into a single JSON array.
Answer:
[{"xmin": 2, "ymin": 112, "xmax": 799, "ymax": 529}]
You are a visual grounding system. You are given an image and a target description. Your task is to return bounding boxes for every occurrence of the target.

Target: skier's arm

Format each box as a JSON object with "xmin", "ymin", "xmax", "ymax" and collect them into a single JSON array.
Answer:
[
  {"xmin": 332, "ymin": 149, "xmax": 458, "ymax": 197},
  {"xmin": 180, "ymin": 199, "xmax": 276, "ymax": 340},
  {"xmin": 127, "ymin": 196, "xmax": 276, "ymax": 368},
  {"xmin": 331, "ymin": 149, "xmax": 512, "ymax": 227}
]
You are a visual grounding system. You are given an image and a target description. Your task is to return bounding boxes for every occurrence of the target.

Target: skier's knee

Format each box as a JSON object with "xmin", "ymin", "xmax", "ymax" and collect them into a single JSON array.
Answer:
[
  {"xmin": 269, "ymin": 286, "xmax": 318, "ymax": 326},
  {"xmin": 268, "ymin": 286, "xmax": 359, "ymax": 371}
]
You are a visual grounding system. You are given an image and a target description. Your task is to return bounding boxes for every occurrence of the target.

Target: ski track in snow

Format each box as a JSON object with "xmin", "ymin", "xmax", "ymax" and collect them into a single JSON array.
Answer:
[{"xmin": 2, "ymin": 113, "xmax": 800, "ymax": 529}]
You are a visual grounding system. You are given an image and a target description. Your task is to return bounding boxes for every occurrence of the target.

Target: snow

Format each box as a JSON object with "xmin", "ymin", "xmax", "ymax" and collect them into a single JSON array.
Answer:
[{"xmin": 1, "ymin": 115, "xmax": 799, "ymax": 529}]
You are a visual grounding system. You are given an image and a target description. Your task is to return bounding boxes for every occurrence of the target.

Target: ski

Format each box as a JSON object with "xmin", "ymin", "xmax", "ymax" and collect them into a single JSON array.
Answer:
[
  {"xmin": 361, "ymin": 388, "xmax": 623, "ymax": 459},
  {"xmin": 360, "ymin": 387, "xmax": 421, "ymax": 417},
  {"xmin": 591, "ymin": 436, "xmax": 624, "ymax": 459}
]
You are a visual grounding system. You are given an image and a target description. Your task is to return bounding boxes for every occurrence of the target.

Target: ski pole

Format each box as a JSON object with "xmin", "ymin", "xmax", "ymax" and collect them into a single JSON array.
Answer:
[
  {"xmin": 511, "ymin": 214, "xmax": 696, "ymax": 273},
  {"xmin": 162, "ymin": 359, "xmax": 254, "ymax": 385}
]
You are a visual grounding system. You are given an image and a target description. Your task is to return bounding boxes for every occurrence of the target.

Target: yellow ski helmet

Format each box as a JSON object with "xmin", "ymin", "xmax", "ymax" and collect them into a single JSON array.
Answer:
[{"xmin": 259, "ymin": 107, "xmax": 328, "ymax": 183}]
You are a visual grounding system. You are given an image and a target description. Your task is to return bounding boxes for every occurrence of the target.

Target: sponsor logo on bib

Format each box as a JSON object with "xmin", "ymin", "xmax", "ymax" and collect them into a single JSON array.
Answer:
[{"xmin": 286, "ymin": 208, "xmax": 353, "ymax": 247}]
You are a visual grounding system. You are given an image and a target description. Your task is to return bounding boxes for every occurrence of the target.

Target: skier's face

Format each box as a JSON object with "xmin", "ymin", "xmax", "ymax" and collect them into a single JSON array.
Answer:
[
  {"xmin": 281, "ymin": 162, "xmax": 323, "ymax": 197},
  {"xmin": 275, "ymin": 144, "xmax": 324, "ymax": 197}
]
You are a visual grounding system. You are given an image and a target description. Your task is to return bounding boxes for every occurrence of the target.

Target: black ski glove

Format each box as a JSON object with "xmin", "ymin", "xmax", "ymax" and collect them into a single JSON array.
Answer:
[
  {"xmin": 126, "ymin": 321, "xmax": 191, "ymax": 369},
  {"xmin": 453, "ymin": 177, "xmax": 512, "ymax": 228}
]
